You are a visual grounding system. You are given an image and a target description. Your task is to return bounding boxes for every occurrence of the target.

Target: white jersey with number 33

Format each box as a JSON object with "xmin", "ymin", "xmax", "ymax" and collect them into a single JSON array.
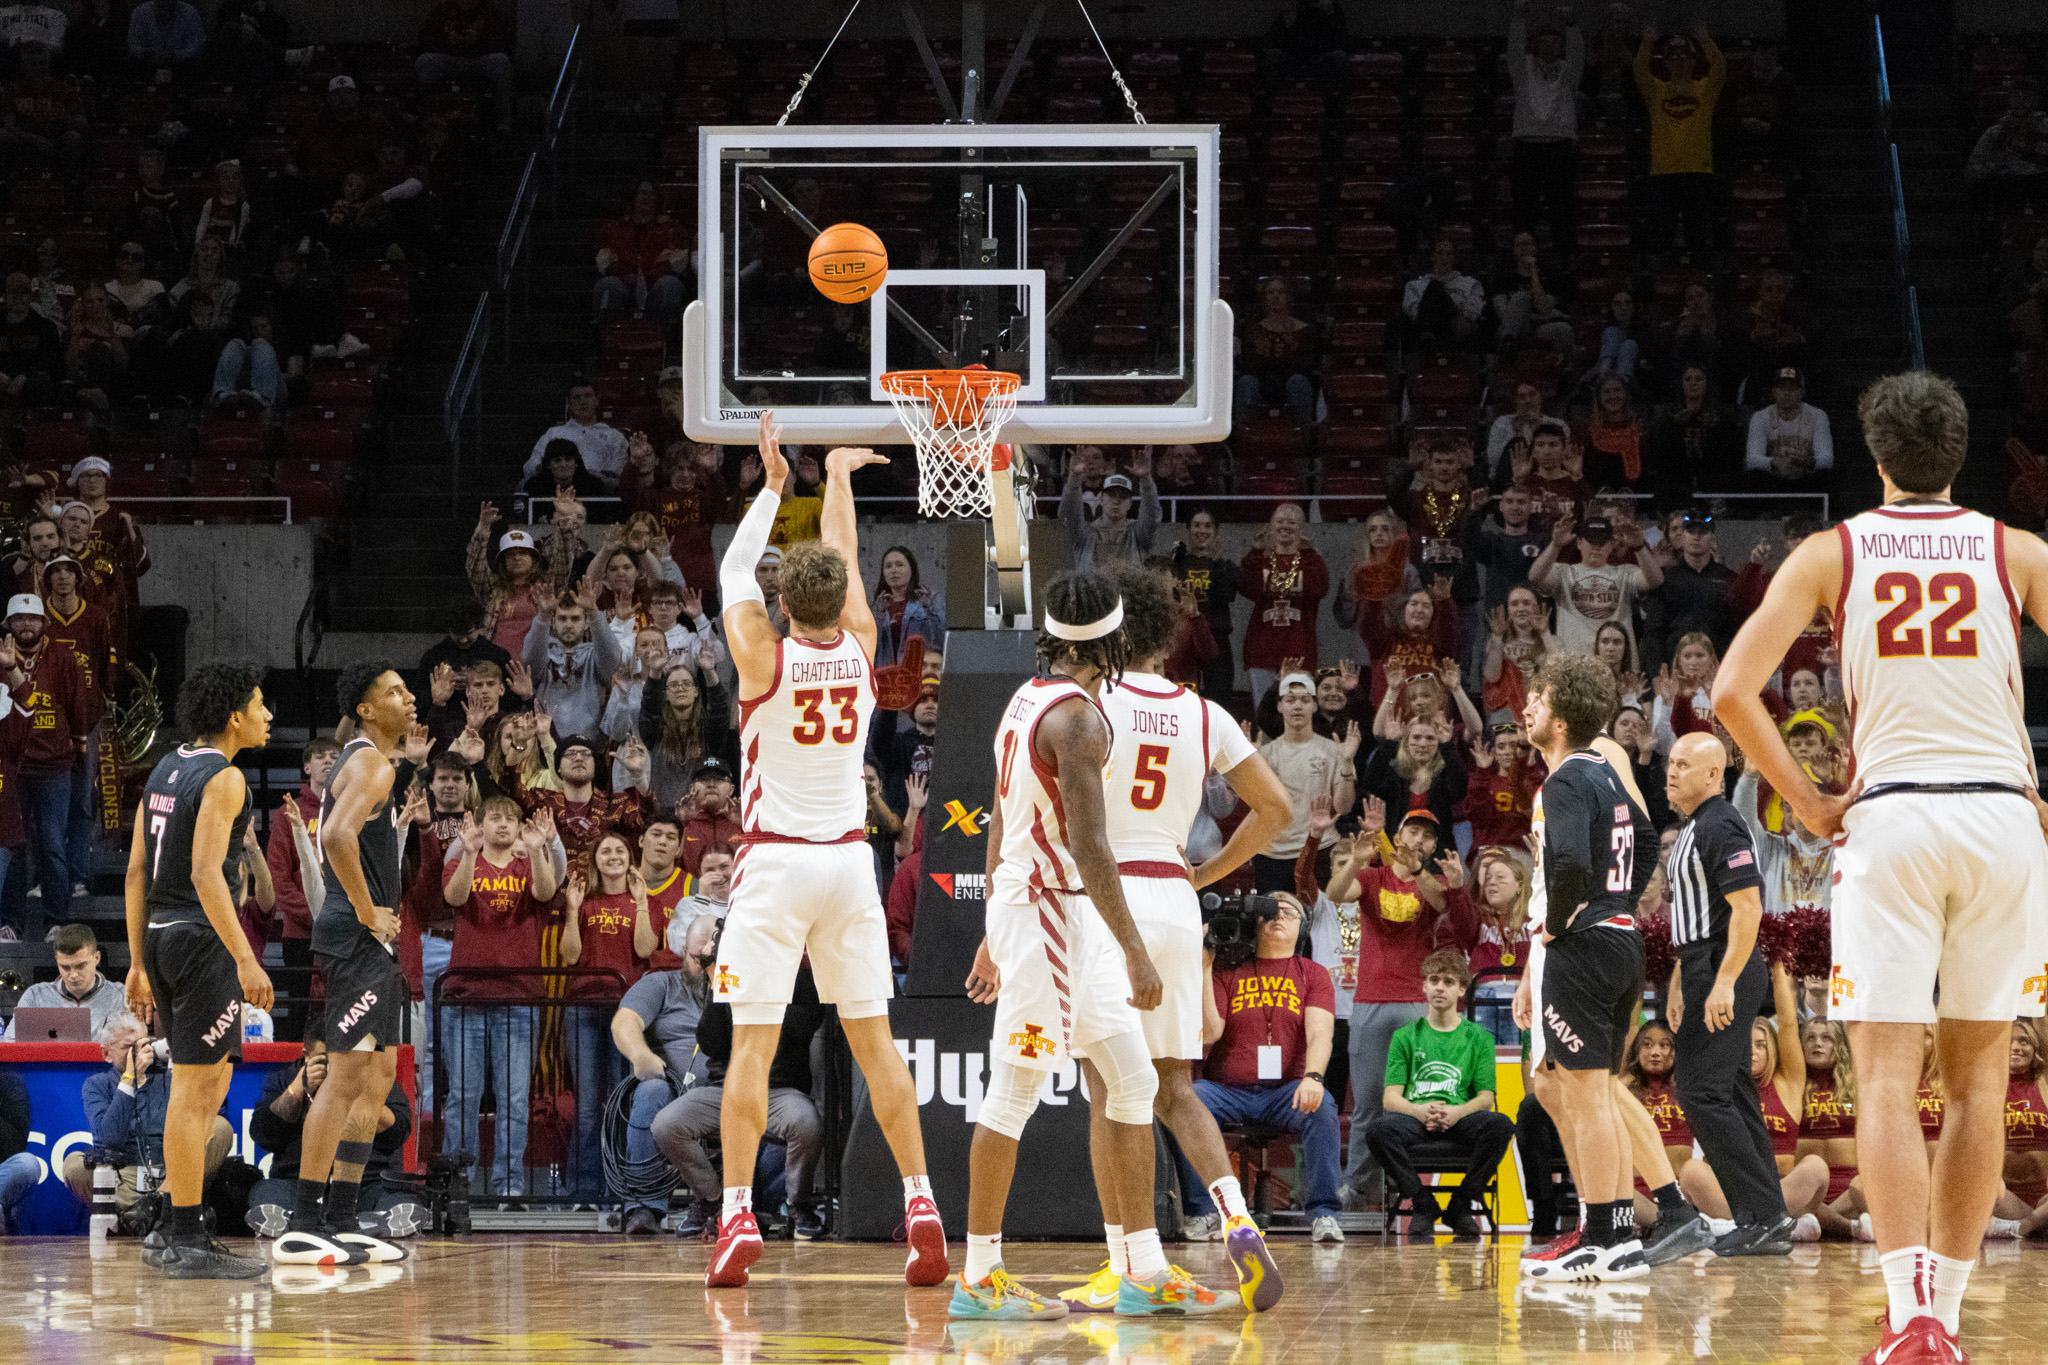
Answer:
[
  {"xmin": 1834, "ymin": 502, "xmax": 2034, "ymax": 788},
  {"xmin": 1099, "ymin": 672, "xmax": 1258, "ymax": 866},
  {"xmin": 737, "ymin": 632, "xmax": 875, "ymax": 841}
]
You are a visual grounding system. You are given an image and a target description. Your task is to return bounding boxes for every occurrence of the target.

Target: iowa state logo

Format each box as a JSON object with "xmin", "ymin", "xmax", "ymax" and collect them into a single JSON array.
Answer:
[
  {"xmin": 1008, "ymin": 1023, "xmax": 1052, "ymax": 1059},
  {"xmin": 715, "ymin": 966, "xmax": 741, "ymax": 994}
]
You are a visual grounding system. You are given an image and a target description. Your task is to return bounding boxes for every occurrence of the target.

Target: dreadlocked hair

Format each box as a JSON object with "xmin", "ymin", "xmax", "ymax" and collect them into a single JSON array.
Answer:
[
  {"xmin": 1036, "ymin": 570, "xmax": 1128, "ymax": 684},
  {"xmin": 1111, "ymin": 562, "xmax": 1180, "ymax": 665}
]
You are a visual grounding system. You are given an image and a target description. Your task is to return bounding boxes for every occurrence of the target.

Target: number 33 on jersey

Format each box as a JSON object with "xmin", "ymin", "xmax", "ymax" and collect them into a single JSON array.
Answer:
[{"xmin": 738, "ymin": 633, "xmax": 876, "ymax": 841}]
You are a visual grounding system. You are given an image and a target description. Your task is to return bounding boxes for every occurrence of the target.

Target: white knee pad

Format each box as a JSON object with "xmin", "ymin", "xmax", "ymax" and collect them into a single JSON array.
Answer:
[
  {"xmin": 978, "ymin": 1060, "xmax": 1044, "ymax": 1141},
  {"xmin": 1087, "ymin": 1030, "xmax": 1159, "ymax": 1126}
]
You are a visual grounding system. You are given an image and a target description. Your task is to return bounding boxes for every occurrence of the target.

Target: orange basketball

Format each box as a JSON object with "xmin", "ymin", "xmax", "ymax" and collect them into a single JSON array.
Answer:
[{"xmin": 808, "ymin": 222, "xmax": 888, "ymax": 303}]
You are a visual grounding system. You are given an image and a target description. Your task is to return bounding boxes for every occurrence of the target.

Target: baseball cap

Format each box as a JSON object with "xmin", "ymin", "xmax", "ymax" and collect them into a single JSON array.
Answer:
[
  {"xmin": 555, "ymin": 734, "xmax": 597, "ymax": 765},
  {"xmin": 497, "ymin": 528, "xmax": 536, "ymax": 556},
  {"xmin": 691, "ymin": 756, "xmax": 733, "ymax": 785},
  {"xmin": 329, "ymin": 75, "xmax": 356, "ymax": 91},
  {"xmin": 1101, "ymin": 473, "xmax": 1134, "ymax": 494},
  {"xmin": 1277, "ymin": 671, "xmax": 1316, "ymax": 696},
  {"xmin": 657, "ymin": 365, "xmax": 682, "ymax": 385},
  {"xmin": 68, "ymin": 456, "xmax": 111, "ymax": 485},
  {"xmin": 1397, "ymin": 808, "xmax": 1441, "ymax": 830},
  {"xmin": 6, "ymin": 594, "xmax": 45, "ymax": 619},
  {"xmin": 1578, "ymin": 518, "xmax": 1614, "ymax": 544},
  {"xmin": 1773, "ymin": 366, "xmax": 1804, "ymax": 387}
]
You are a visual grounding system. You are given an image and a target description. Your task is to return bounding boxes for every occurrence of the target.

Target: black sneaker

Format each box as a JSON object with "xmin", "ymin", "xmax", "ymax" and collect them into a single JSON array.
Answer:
[
  {"xmin": 1643, "ymin": 1210, "xmax": 1717, "ymax": 1266},
  {"xmin": 793, "ymin": 1207, "xmax": 826, "ymax": 1242},
  {"xmin": 162, "ymin": 1237, "xmax": 269, "ymax": 1279},
  {"xmin": 1446, "ymin": 1202, "xmax": 1485, "ymax": 1238},
  {"xmin": 623, "ymin": 1206, "xmax": 664, "ymax": 1236},
  {"xmin": 1712, "ymin": 1215, "xmax": 1796, "ymax": 1258},
  {"xmin": 1404, "ymin": 1201, "xmax": 1440, "ymax": 1238},
  {"xmin": 675, "ymin": 1199, "xmax": 714, "ymax": 1239},
  {"xmin": 141, "ymin": 1228, "xmax": 175, "ymax": 1267}
]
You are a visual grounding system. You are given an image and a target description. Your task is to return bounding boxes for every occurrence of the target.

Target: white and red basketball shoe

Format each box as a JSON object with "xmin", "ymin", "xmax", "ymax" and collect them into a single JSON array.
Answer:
[
  {"xmin": 905, "ymin": 1195, "xmax": 949, "ymax": 1286},
  {"xmin": 706, "ymin": 1210, "xmax": 763, "ymax": 1288}
]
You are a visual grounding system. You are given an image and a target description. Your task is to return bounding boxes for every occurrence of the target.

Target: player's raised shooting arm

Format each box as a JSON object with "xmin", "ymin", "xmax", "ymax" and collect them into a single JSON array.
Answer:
[
  {"xmin": 1711, "ymin": 532, "xmax": 1844, "ymax": 832},
  {"xmin": 1191, "ymin": 749, "xmax": 1291, "ymax": 890},
  {"xmin": 821, "ymin": 446, "xmax": 886, "ymax": 658},
  {"xmin": 1042, "ymin": 700, "xmax": 1145, "ymax": 955},
  {"xmin": 321, "ymin": 750, "xmax": 397, "ymax": 930},
  {"xmin": 193, "ymin": 767, "xmax": 262, "ymax": 968},
  {"xmin": 720, "ymin": 412, "xmax": 789, "ymax": 694}
]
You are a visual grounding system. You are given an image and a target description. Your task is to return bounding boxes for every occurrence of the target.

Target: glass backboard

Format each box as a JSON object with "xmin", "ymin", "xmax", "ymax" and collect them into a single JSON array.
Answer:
[{"xmin": 681, "ymin": 123, "xmax": 1231, "ymax": 446}]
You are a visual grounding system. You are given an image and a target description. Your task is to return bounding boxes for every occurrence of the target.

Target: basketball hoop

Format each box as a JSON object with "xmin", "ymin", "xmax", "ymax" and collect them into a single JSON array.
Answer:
[{"xmin": 879, "ymin": 366, "xmax": 1022, "ymax": 520}]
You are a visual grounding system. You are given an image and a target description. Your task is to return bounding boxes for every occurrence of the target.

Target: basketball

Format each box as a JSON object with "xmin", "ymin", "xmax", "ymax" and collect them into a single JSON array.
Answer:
[{"xmin": 808, "ymin": 222, "xmax": 888, "ymax": 303}]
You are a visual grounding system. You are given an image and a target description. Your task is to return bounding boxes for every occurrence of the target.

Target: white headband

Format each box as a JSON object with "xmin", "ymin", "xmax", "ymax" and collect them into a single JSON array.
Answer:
[{"xmin": 1044, "ymin": 600, "xmax": 1124, "ymax": 641}]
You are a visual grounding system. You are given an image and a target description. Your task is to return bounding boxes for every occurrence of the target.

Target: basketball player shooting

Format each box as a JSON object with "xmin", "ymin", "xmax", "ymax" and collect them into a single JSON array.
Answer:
[
  {"xmin": 124, "ymin": 661, "xmax": 275, "ymax": 1278},
  {"xmin": 1056, "ymin": 565, "xmax": 1294, "ymax": 1315},
  {"xmin": 1713, "ymin": 372, "xmax": 2048, "ymax": 1365},
  {"xmin": 277, "ymin": 664, "xmax": 417, "ymax": 1268},
  {"xmin": 708, "ymin": 411, "xmax": 946, "ymax": 1291}
]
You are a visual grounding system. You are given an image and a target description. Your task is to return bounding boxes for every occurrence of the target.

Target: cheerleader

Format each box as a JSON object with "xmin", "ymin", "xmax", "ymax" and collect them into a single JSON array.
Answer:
[
  {"xmin": 1623, "ymin": 1023, "xmax": 1698, "ymax": 1229},
  {"xmin": 1797, "ymin": 1019, "xmax": 1859, "ymax": 1213},
  {"xmin": 1988, "ymin": 1019, "xmax": 2048, "ymax": 1238}
]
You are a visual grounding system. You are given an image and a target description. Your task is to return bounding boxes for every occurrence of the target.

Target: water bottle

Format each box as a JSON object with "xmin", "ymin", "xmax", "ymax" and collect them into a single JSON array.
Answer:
[{"xmin": 89, "ymin": 1162, "xmax": 118, "ymax": 1254}]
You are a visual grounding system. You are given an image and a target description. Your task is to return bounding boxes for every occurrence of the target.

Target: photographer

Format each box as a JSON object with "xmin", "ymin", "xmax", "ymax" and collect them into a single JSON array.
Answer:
[
  {"xmin": 59, "ymin": 1013, "xmax": 232, "ymax": 1218},
  {"xmin": 1179, "ymin": 893, "xmax": 1345, "ymax": 1243},
  {"xmin": 1362, "ymin": 950, "xmax": 1514, "ymax": 1236},
  {"xmin": 246, "ymin": 1017, "xmax": 416, "ymax": 1238}
]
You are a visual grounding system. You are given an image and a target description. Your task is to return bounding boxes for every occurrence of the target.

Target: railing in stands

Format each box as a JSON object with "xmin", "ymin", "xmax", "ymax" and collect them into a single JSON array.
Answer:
[
  {"xmin": 494, "ymin": 25, "xmax": 584, "ymax": 345},
  {"xmin": 109, "ymin": 495, "xmax": 295, "ymax": 522},
  {"xmin": 543, "ymin": 23, "xmax": 584, "ymax": 207},
  {"xmin": 1871, "ymin": 14, "xmax": 1927, "ymax": 370},
  {"xmin": 444, "ymin": 292, "xmax": 492, "ymax": 509}
]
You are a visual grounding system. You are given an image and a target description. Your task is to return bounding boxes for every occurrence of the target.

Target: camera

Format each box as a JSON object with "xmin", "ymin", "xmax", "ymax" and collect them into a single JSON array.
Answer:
[{"xmin": 1201, "ymin": 891, "xmax": 1281, "ymax": 971}]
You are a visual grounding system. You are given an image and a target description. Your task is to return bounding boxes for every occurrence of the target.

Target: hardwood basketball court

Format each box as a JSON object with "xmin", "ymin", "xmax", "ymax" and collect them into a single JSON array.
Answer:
[{"xmin": 5, "ymin": 1237, "xmax": 2045, "ymax": 1363}]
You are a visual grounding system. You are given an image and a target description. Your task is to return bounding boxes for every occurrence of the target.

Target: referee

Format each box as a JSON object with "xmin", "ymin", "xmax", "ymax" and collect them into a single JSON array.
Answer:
[{"xmin": 1662, "ymin": 732, "xmax": 1793, "ymax": 1257}]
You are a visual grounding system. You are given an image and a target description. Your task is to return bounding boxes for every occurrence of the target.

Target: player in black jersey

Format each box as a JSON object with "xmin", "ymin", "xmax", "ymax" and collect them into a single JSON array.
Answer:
[
  {"xmin": 125, "ymin": 660, "xmax": 274, "ymax": 1279},
  {"xmin": 273, "ymin": 663, "xmax": 415, "ymax": 1268},
  {"xmin": 1514, "ymin": 654, "xmax": 1661, "ymax": 1283}
]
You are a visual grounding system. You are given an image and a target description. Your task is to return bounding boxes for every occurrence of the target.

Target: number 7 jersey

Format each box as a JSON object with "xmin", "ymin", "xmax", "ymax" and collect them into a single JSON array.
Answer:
[
  {"xmin": 737, "ymin": 632, "xmax": 875, "ymax": 841},
  {"xmin": 1833, "ymin": 503, "xmax": 2033, "ymax": 788}
]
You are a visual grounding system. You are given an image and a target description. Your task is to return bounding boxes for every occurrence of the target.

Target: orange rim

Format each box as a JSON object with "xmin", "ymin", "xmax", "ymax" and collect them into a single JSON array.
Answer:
[{"xmin": 880, "ymin": 367, "xmax": 1020, "ymax": 422}]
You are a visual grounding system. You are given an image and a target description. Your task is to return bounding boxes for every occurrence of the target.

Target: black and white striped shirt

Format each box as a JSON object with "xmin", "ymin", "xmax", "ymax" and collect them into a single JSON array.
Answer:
[{"xmin": 1668, "ymin": 793, "xmax": 1766, "ymax": 948}]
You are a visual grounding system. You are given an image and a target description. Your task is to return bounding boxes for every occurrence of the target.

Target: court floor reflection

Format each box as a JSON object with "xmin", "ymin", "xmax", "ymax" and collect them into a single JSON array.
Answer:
[{"xmin": 1, "ymin": 1234, "xmax": 2043, "ymax": 1363}]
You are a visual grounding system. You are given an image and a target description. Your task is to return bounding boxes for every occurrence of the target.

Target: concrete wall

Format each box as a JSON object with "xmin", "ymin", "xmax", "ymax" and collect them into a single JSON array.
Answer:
[{"xmin": 139, "ymin": 525, "xmax": 316, "ymax": 670}]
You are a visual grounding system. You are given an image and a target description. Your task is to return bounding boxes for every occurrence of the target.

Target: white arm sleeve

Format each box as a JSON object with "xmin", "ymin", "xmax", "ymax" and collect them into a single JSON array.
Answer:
[{"xmin": 720, "ymin": 488, "xmax": 780, "ymax": 610}]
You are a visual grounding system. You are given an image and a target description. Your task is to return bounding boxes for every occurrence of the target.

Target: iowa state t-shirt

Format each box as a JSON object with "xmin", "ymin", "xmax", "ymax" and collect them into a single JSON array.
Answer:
[{"xmin": 1203, "ymin": 956, "xmax": 1336, "ymax": 1087}]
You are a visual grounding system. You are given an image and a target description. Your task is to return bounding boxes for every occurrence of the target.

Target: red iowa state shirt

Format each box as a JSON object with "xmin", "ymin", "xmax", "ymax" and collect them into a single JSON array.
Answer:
[{"xmin": 1203, "ymin": 956, "xmax": 1336, "ymax": 1088}]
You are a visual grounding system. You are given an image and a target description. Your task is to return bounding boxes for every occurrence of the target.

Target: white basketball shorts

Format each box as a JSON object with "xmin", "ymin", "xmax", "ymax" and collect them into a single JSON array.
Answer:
[
  {"xmin": 987, "ymin": 874, "xmax": 1142, "ymax": 1071},
  {"xmin": 1829, "ymin": 791, "xmax": 2048, "ymax": 1024},
  {"xmin": 1525, "ymin": 932, "xmax": 1549, "ymax": 1069},
  {"xmin": 714, "ymin": 839, "xmax": 894, "ymax": 1019},
  {"xmin": 1124, "ymin": 872, "xmax": 1205, "ymax": 1062}
]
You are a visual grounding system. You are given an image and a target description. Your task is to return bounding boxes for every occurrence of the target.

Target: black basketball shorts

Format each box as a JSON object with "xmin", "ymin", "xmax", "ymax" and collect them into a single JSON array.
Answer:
[
  {"xmin": 143, "ymin": 922, "xmax": 245, "ymax": 1066},
  {"xmin": 1538, "ymin": 924, "xmax": 1644, "ymax": 1074},
  {"xmin": 318, "ymin": 931, "xmax": 407, "ymax": 1053}
]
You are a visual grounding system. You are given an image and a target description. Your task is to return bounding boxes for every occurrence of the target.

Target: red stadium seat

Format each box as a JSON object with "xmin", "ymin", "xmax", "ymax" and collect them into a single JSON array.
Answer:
[
  {"xmin": 197, "ymin": 413, "xmax": 271, "ymax": 462},
  {"xmin": 272, "ymin": 456, "xmax": 350, "ymax": 522},
  {"xmin": 1322, "ymin": 364, "xmax": 1395, "ymax": 407},
  {"xmin": 10, "ymin": 176, "xmax": 64, "ymax": 218},
  {"xmin": 307, "ymin": 363, "xmax": 379, "ymax": 410},
  {"xmin": 1408, "ymin": 359, "xmax": 1479, "ymax": 409},
  {"xmin": 282, "ymin": 410, "xmax": 363, "ymax": 464},
  {"xmin": 22, "ymin": 412, "xmax": 96, "ymax": 466},
  {"xmin": 117, "ymin": 456, "xmax": 186, "ymax": 506}
]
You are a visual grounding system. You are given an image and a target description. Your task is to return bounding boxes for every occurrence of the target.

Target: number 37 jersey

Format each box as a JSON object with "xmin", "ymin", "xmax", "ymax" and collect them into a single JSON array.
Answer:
[
  {"xmin": 738, "ymin": 632, "xmax": 875, "ymax": 841},
  {"xmin": 1834, "ymin": 504, "xmax": 2033, "ymax": 788}
]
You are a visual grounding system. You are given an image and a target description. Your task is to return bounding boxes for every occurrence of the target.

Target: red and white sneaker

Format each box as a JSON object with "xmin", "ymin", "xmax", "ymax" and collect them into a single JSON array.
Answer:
[
  {"xmin": 904, "ymin": 1195, "xmax": 949, "ymax": 1287},
  {"xmin": 1860, "ymin": 1314, "xmax": 1968, "ymax": 1365},
  {"xmin": 706, "ymin": 1210, "xmax": 764, "ymax": 1288},
  {"xmin": 1519, "ymin": 1228, "xmax": 1581, "ymax": 1278}
]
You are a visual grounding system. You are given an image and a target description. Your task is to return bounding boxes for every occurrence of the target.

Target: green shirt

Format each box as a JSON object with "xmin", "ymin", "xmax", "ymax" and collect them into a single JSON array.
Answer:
[{"xmin": 1384, "ymin": 1016, "xmax": 1496, "ymax": 1107}]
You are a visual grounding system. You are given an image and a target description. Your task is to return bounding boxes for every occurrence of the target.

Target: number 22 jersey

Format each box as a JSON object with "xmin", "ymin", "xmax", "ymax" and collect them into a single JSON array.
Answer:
[{"xmin": 1832, "ymin": 503, "xmax": 2032, "ymax": 789}]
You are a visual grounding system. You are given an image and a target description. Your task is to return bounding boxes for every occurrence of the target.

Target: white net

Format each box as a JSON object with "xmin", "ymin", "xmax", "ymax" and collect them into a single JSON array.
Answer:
[{"xmin": 879, "ymin": 369, "xmax": 1021, "ymax": 520}]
